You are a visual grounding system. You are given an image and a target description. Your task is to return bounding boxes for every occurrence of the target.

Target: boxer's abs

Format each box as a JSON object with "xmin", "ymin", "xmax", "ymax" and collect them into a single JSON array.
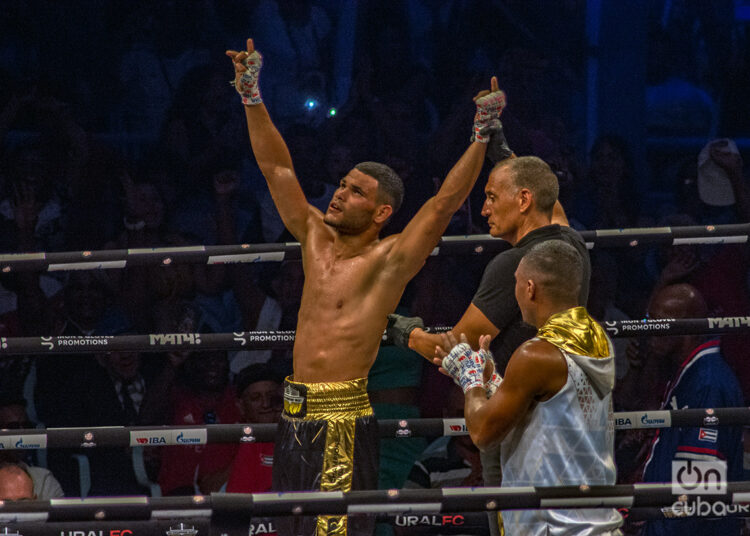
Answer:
[{"xmin": 292, "ymin": 301, "xmax": 385, "ymax": 383}]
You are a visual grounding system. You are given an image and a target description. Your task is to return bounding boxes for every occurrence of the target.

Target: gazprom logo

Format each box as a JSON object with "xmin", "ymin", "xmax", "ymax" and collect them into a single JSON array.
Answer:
[
  {"xmin": 641, "ymin": 413, "xmax": 667, "ymax": 426},
  {"xmin": 175, "ymin": 429, "xmax": 206, "ymax": 445},
  {"xmin": 614, "ymin": 411, "xmax": 670, "ymax": 429},
  {"xmin": 13, "ymin": 435, "xmax": 46, "ymax": 449}
]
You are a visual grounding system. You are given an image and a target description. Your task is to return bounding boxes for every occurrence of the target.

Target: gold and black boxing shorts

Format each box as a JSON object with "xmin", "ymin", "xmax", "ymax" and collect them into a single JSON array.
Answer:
[{"xmin": 272, "ymin": 376, "xmax": 379, "ymax": 536}]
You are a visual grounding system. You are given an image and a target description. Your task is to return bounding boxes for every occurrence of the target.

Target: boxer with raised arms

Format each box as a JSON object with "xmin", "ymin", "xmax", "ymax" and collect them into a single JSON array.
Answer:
[{"xmin": 226, "ymin": 38, "xmax": 506, "ymax": 536}]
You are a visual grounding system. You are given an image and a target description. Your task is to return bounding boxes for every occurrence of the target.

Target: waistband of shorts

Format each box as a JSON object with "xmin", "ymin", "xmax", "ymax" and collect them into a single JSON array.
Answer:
[{"xmin": 283, "ymin": 376, "xmax": 372, "ymax": 419}]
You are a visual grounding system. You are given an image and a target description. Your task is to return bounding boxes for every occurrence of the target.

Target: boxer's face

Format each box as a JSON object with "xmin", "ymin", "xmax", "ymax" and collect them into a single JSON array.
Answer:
[{"xmin": 324, "ymin": 169, "xmax": 386, "ymax": 234}]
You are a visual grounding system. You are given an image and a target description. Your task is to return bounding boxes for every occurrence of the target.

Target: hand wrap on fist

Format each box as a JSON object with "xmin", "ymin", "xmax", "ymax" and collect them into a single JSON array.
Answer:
[
  {"xmin": 475, "ymin": 348, "xmax": 503, "ymax": 397},
  {"xmin": 471, "ymin": 90, "xmax": 506, "ymax": 143},
  {"xmin": 233, "ymin": 50, "xmax": 264, "ymax": 105},
  {"xmin": 442, "ymin": 342, "xmax": 486, "ymax": 394}
]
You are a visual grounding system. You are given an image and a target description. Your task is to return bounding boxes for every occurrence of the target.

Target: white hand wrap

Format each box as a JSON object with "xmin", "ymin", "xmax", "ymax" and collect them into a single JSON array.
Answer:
[
  {"xmin": 486, "ymin": 372, "xmax": 503, "ymax": 398},
  {"xmin": 442, "ymin": 342, "xmax": 485, "ymax": 394},
  {"xmin": 471, "ymin": 90, "xmax": 506, "ymax": 143},
  {"xmin": 233, "ymin": 50, "xmax": 263, "ymax": 105},
  {"xmin": 479, "ymin": 348, "xmax": 503, "ymax": 397}
]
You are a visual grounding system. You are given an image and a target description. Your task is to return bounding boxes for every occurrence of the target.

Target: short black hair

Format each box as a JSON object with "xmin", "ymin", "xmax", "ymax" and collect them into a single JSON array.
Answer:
[
  {"xmin": 235, "ymin": 363, "xmax": 282, "ymax": 397},
  {"xmin": 354, "ymin": 161, "xmax": 404, "ymax": 215},
  {"xmin": 521, "ymin": 240, "xmax": 583, "ymax": 304}
]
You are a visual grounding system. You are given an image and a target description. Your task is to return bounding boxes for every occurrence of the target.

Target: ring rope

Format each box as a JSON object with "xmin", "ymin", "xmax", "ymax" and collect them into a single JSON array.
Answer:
[
  {"xmin": 1, "ymin": 316, "xmax": 749, "ymax": 355},
  {"xmin": 1, "ymin": 223, "xmax": 747, "ymax": 273},
  {"xmin": 2, "ymin": 227, "xmax": 747, "ymax": 527},
  {"xmin": 1, "ymin": 483, "xmax": 750, "ymax": 520},
  {"xmin": 0, "ymin": 408, "xmax": 743, "ymax": 449}
]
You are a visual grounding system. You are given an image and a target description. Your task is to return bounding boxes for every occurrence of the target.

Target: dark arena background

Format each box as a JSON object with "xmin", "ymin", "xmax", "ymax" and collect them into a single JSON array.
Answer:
[{"xmin": 1, "ymin": 1, "xmax": 750, "ymax": 535}]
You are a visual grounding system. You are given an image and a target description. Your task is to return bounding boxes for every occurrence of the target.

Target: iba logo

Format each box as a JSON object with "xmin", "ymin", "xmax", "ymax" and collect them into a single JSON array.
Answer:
[
  {"xmin": 130, "ymin": 429, "xmax": 205, "ymax": 446},
  {"xmin": 443, "ymin": 418, "xmax": 468, "ymax": 435},
  {"xmin": 135, "ymin": 437, "xmax": 166, "ymax": 445}
]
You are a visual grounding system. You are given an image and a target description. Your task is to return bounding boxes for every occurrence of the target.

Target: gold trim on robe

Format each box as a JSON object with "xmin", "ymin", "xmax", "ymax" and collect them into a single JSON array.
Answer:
[{"xmin": 536, "ymin": 306, "xmax": 610, "ymax": 358}]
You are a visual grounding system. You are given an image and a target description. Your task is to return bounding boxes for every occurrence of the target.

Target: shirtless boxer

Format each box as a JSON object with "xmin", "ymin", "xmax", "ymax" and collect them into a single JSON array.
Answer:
[{"xmin": 227, "ymin": 38, "xmax": 505, "ymax": 535}]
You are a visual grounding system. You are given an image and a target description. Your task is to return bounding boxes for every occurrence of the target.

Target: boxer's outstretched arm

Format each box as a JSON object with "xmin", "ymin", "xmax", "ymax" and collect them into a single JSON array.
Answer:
[
  {"xmin": 227, "ymin": 39, "xmax": 311, "ymax": 242},
  {"xmin": 384, "ymin": 140, "xmax": 487, "ymax": 282},
  {"xmin": 382, "ymin": 78, "xmax": 504, "ymax": 283}
]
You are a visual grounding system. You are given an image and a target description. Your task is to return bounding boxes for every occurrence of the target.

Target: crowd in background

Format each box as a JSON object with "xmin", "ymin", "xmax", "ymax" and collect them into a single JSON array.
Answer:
[{"xmin": 0, "ymin": 0, "xmax": 750, "ymax": 533}]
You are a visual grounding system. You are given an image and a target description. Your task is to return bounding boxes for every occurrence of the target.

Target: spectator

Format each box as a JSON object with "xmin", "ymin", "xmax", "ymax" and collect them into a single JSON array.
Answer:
[
  {"xmin": 0, "ymin": 141, "xmax": 65, "ymax": 254},
  {"xmin": 659, "ymin": 141, "xmax": 750, "ymax": 403},
  {"xmin": 0, "ymin": 397, "xmax": 63, "ymax": 499},
  {"xmin": 38, "ymin": 347, "xmax": 151, "ymax": 497},
  {"xmin": 229, "ymin": 262, "xmax": 301, "ymax": 376},
  {"xmin": 149, "ymin": 348, "xmax": 241, "ymax": 496},
  {"xmin": 0, "ymin": 462, "xmax": 35, "ymax": 500},
  {"xmin": 113, "ymin": 3, "xmax": 211, "ymax": 139},
  {"xmin": 570, "ymin": 134, "xmax": 640, "ymax": 231},
  {"xmin": 226, "ymin": 364, "xmax": 283, "ymax": 493},
  {"xmin": 35, "ymin": 272, "xmax": 130, "ymax": 429},
  {"xmin": 576, "ymin": 134, "xmax": 652, "ymax": 319},
  {"xmin": 587, "ymin": 251, "xmax": 631, "ymax": 380},
  {"xmin": 105, "ymin": 166, "xmax": 200, "ymax": 332},
  {"xmin": 247, "ymin": 0, "xmax": 335, "ymax": 128},
  {"xmin": 675, "ymin": 138, "xmax": 750, "ymax": 226},
  {"xmin": 646, "ymin": 27, "xmax": 717, "ymax": 137},
  {"xmin": 637, "ymin": 284, "xmax": 744, "ymax": 535}
]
